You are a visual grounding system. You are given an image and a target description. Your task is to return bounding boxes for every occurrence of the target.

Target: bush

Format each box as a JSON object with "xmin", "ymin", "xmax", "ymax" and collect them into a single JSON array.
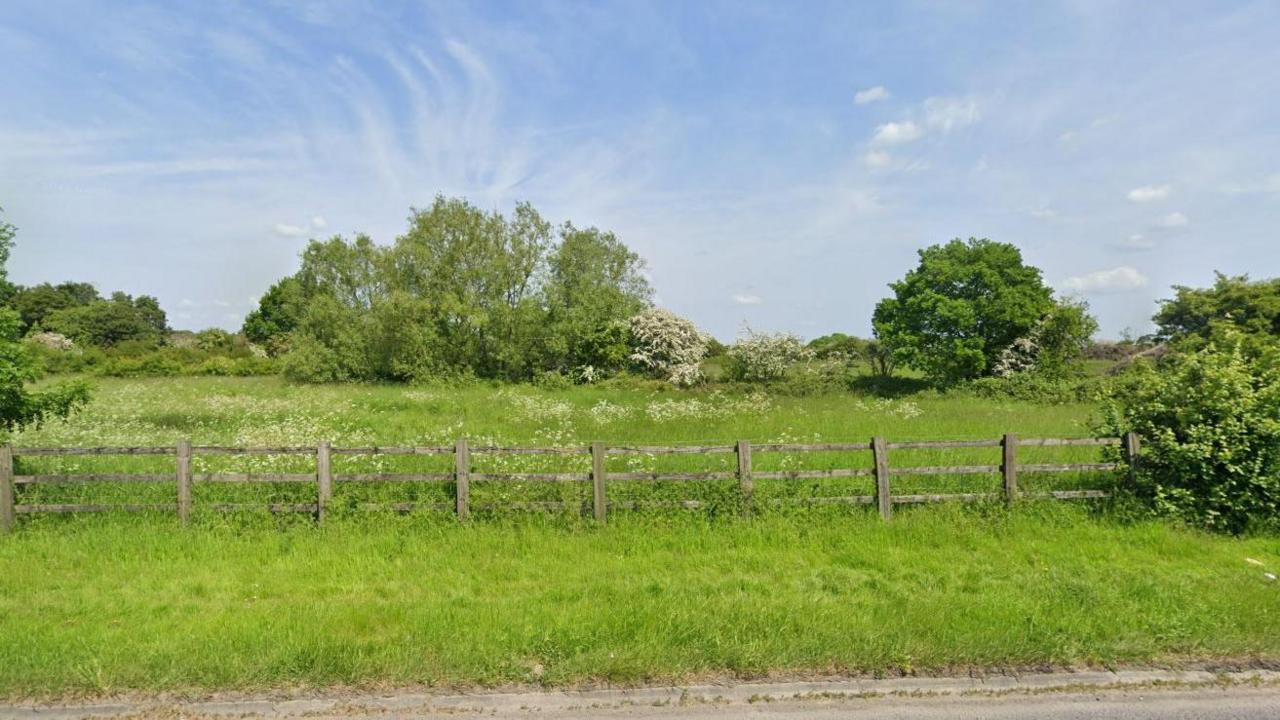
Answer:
[
  {"xmin": 628, "ymin": 308, "xmax": 708, "ymax": 386},
  {"xmin": 281, "ymin": 334, "xmax": 349, "ymax": 383},
  {"xmin": 97, "ymin": 354, "xmax": 183, "ymax": 378},
  {"xmin": 962, "ymin": 373, "xmax": 1102, "ymax": 404},
  {"xmin": 773, "ymin": 357, "xmax": 855, "ymax": 396},
  {"xmin": 724, "ymin": 330, "xmax": 812, "ymax": 383},
  {"xmin": 1099, "ymin": 341, "xmax": 1280, "ymax": 532}
]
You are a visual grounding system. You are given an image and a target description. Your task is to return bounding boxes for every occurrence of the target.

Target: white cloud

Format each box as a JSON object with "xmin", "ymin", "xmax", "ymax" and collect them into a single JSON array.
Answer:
[
  {"xmin": 854, "ymin": 86, "xmax": 889, "ymax": 105},
  {"xmin": 1061, "ymin": 266, "xmax": 1149, "ymax": 293},
  {"xmin": 922, "ymin": 97, "xmax": 980, "ymax": 132},
  {"xmin": 273, "ymin": 223, "xmax": 306, "ymax": 237},
  {"xmin": 732, "ymin": 293, "xmax": 762, "ymax": 305},
  {"xmin": 1156, "ymin": 211, "xmax": 1189, "ymax": 228},
  {"xmin": 1127, "ymin": 185, "xmax": 1171, "ymax": 202},
  {"xmin": 871, "ymin": 120, "xmax": 922, "ymax": 146},
  {"xmin": 1117, "ymin": 233, "xmax": 1156, "ymax": 250},
  {"xmin": 311, "ymin": 216, "xmax": 328, "ymax": 230},
  {"xmin": 863, "ymin": 150, "xmax": 892, "ymax": 168},
  {"xmin": 1030, "ymin": 207, "xmax": 1058, "ymax": 220}
]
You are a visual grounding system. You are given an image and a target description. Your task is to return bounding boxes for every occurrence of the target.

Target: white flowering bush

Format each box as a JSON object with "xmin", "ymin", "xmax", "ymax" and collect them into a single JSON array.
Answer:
[
  {"xmin": 628, "ymin": 308, "xmax": 708, "ymax": 386},
  {"xmin": 725, "ymin": 329, "xmax": 813, "ymax": 383}
]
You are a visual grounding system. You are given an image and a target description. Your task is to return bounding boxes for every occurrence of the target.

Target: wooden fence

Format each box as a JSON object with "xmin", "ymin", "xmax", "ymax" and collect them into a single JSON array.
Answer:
[{"xmin": 0, "ymin": 433, "xmax": 1140, "ymax": 531}]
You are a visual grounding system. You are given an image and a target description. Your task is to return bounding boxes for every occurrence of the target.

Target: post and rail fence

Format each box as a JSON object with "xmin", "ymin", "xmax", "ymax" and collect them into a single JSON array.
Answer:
[{"xmin": 0, "ymin": 433, "xmax": 1141, "ymax": 532}]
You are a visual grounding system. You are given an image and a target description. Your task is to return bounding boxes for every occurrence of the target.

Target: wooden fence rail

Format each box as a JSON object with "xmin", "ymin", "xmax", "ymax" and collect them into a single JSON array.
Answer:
[{"xmin": 0, "ymin": 433, "xmax": 1140, "ymax": 532}]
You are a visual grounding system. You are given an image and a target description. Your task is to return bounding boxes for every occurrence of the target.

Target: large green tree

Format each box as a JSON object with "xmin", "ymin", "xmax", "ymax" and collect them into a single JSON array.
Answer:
[
  {"xmin": 872, "ymin": 238, "xmax": 1056, "ymax": 384},
  {"xmin": 1153, "ymin": 273, "xmax": 1280, "ymax": 352},
  {"xmin": 0, "ymin": 210, "xmax": 89, "ymax": 431},
  {"xmin": 264, "ymin": 196, "xmax": 653, "ymax": 383}
]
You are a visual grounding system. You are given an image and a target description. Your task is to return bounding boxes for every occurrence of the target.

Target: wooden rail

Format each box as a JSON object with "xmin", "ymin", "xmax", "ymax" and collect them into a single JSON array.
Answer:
[{"xmin": 0, "ymin": 433, "xmax": 1140, "ymax": 532}]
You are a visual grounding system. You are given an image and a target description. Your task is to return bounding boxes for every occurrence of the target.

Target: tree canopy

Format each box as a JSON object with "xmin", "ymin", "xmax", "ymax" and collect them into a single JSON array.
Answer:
[
  {"xmin": 254, "ymin": 197, "xmax": 653, "ymax": 383},
  {"xmin": 1153, "ymin": 273, "xmax": 1280, "ymax": 353},
  {"xmin": 872, "ymin": 238, "xmax": 1078, "ymax": 384},
  {"xmin": 0, "ymin": 209, "xmax": 90, "ymax": 432}
]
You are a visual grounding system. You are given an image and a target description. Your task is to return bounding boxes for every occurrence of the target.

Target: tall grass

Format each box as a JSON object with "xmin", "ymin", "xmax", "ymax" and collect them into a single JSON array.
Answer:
[{"xmin": 9, "ymin": 377, "xmax": 1118, "ymax": 515}]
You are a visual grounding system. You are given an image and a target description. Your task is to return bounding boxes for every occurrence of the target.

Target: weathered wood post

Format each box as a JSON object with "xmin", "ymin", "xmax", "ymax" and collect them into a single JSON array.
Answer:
[
  {"xmin": 1124, "ymin": 432, "xmax": 1141, "ymax": 488},
  {"xmin": 0, "ymin": 445, "xmax": 14, "ymax": 533},
  {"xmin": 872, "ymin": 436, "xmax": 891, "ymax": 520},
  {"xmin": 316, "ymin": 441, "xmax": 332, "ymax": 525},
  {"xmin": 1002, "ymin": 433, "xmax": 1019, "ymax": 504},
  {"xmin": 591, "ymin": 442, "xmax": 607, "ymax": 523},
  {"xmin": 454, "ymin": 437, "xmax": 470, "ymax": 521},
  {"xmin": 176, "ymin": 439, "xmax": 193, "ymax": 525},
  {"xmin": 736, "ymin": 440, "xmax": 753, "ymax": 515}
]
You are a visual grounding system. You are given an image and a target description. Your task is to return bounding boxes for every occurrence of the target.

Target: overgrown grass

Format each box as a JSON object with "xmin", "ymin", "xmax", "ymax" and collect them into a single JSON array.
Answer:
[
  {"xmin": 1, "ymin": 505, "xmax": 1278, "ymax": 697},
  {"xmin": 9, "ymin": 376, "xmax": 1119, "ymax": 514},
  {"xmin": 8, "ymin": 376, "xmax": 1272, "ymax": 698}
]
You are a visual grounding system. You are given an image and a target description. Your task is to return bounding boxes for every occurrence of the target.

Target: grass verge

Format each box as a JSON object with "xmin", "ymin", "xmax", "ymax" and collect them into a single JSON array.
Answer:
[{"xmin": 1, "ymin": 503, "xmax": 1278, "ymax": 698}]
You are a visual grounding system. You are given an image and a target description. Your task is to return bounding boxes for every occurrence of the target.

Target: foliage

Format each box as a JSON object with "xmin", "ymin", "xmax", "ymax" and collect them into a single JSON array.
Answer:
[
  {"xmin": 1100, "ymin": 339, "xmax": 1280, "ymax": 532},
  {"xmin": 627, "ymin": 307, "xmax": 708, "ymax": 386},
  {"xmin": 41, "ymin": 292, "xmax": 168, "ymax": 347},
  {"xmin": 962, "ymin": 373, "xmax": 1102, "ymax": 405},
  {"xmin": 267, "ymin": 197, "xmax": 652, "ymax": 383},
  {"xmin": 993, "ymin": 299, "xmax": 1099, "ymax": 379},
  {"xmin": 9, "ymin": 282, "xmax": 100, "ymax": 332},
  {"xmin": 872, "ymin": 238, "xmax": 1056, "ymax": 385},
  {"xmin": 725, "ymin": 328, "xmax": 813, "ymax": 382},
  {"xmin": 863, "ymin": 338, "xmax": 897, "ymax": 377},
  {"xmin": 806, "ymin": 332, "xmax": 867, "ymax": 360},
  {"xmin": 241, "ymin": 276, "xmax": 306, "ymax": 351},
  {"xmin": 1153, "ymin": 273, "xmax": 1280, "ymax": 353},
  {"xmin": 0, "ymin": 212, "xmax": 90, "ymax": 432}
]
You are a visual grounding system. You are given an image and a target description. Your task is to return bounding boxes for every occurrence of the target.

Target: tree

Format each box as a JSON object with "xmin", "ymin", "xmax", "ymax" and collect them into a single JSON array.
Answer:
[
  {"xmin": 726, "ymin": 329, "xmax": 812, "ymax": 382},
  {"xmin": 0, "ymin": 210, "xmax": 89, "ymax": 431},
  {"xmin": 541, "ymin": 223, "xmax": 651, "ymax": 373},
  {"xmin": 872, "ymin": 238, "xmax": 1056, "ymax": 385},
  {"xmin": 43, "ymin": 294, "xmax": 166, "ymax": 347},
  {"xmin": 10, "ymin": 282, "xmax": 101, "ymax": 332},
  {"xmin": 806, "ymin": 333, "xmax": 868, "ymax": 360},
  {"xmin": 1153, "ymin": 273, "xmax": 1280, "ymax": 352},
  {"xmin": 242, "ymin": 275, "xmax": 306, "ymax": 349}
]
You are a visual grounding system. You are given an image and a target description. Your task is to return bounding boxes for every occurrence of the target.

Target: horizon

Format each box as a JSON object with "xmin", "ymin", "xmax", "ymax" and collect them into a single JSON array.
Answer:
[{"xmin": 3, "ymin": 1, "xmax": 1278, "ymax": 340}]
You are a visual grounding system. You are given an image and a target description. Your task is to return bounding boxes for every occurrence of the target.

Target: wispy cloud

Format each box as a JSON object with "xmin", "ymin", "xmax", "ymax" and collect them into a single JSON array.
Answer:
[
  {"xmin": 1156, "ymin": 211, "xmax": 1189, "ymax": 228},
  {"xmin": 1127, "ymin": 185, "xmax": 1171, "ymax": 202},
  {"xmin": 273, "ymin": 223, "xmax": 307, "ymax": 238},
  {"xmin": 732, "ymin": 293, "xmax": 762, "ymax": 305},
  {"xmin": 871, "ymin": 120, "xmax": 922, "ymax": 146},
  {"xmin": 854, "ymin": 86, "xmax": 889, "ymax": 105}
]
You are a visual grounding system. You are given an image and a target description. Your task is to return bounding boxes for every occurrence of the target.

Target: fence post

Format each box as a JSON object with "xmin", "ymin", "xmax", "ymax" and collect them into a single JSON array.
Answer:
[
  {"xmin": 1002, "ymin": 433, "xmax": 1019, "ymax": 504},
  {"xmin": 0, "ymin": 445, "xmax": 13, "ymax": 533},
  {"xmin": 736, "ymin": 440, "xmax": 753, "ymax": 515},
  {"xmin": 591, "ymin": 442, "xmax": 607, "ymax": 523},
  {"xmin": 1124, "ymin": 432, "xmax": 1141, "ymax": 488},
  {"xmin": 873, "ymin": 436, "xmax": 891, "ymax": 521},
  {"xmin": 316, "ymin": 441, "xmax": 332, "ymax": 525},
  {"xmin": 176, "ymin": 439, "xmax": 192, "ymax": 525},
  {"xmin": 455, "ymin": 437, "xmax": 470, "ymax": 521}
]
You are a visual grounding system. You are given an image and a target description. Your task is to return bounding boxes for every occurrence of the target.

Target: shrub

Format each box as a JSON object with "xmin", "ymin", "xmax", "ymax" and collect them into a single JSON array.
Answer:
[
  {"xmin": 725, "ymin": 329, "xmax": 812, "ymax": 383},
  {"xmin": 962, "ymin": 373, "xmax": 1101, "ymax": 404},
  {"xmin": 1099, "ymin": 341, "xmax": 1280, "ymax": 532},
  {"xmin": 281, "ymin": 334, "xmax": 349, "ymax": 383},
  {"xmin": 628, "ymin": 308, "xmax": 708, "ymax": 386}
]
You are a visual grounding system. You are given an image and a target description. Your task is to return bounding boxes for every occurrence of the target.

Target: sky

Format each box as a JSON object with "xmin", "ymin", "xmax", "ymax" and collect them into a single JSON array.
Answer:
[{"xmin": 1, "ymin": 1, "xmax": 1278, "ymax": 340}]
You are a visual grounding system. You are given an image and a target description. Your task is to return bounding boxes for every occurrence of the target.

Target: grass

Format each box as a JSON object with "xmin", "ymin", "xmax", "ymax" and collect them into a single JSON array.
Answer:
[
  {"xmin": 0, "ymin": 505, "xmax": 1278, "ymax": 697},
  {"xmin": 5, "ymin": 375, "xmax": 1275, "ymax": 698},
  {"xmin": 9, "ymin": 375, "xmax": 1118, "ymax": 512}
]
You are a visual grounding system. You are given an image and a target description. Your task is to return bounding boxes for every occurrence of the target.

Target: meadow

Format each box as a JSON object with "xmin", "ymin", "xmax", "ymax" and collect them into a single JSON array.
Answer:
[{"xmin": 3, "ymin": 376, "xmax": 1278, "ymax": 698}]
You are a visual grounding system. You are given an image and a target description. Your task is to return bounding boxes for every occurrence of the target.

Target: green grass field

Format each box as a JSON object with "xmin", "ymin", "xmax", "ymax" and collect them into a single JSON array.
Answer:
[
  {"xmin": 1, "ymin": 507, "xmax": 1278, "ymax": 697},
  {"xmin": 3, "ymin": 376, "xmax": 1278, "ymax": 698}
]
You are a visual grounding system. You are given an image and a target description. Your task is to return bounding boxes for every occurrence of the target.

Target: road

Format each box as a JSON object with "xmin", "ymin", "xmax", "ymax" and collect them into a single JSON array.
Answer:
[{"xmin": 4, "ymin": 671, "xmax": 1279, "ymax": 719}]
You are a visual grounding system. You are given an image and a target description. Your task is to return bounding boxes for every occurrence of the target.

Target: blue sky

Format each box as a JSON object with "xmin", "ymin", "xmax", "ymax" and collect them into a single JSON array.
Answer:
[{"xmin": 2, "ymin": 1, "xmax": 1278, "ymax": 339}]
